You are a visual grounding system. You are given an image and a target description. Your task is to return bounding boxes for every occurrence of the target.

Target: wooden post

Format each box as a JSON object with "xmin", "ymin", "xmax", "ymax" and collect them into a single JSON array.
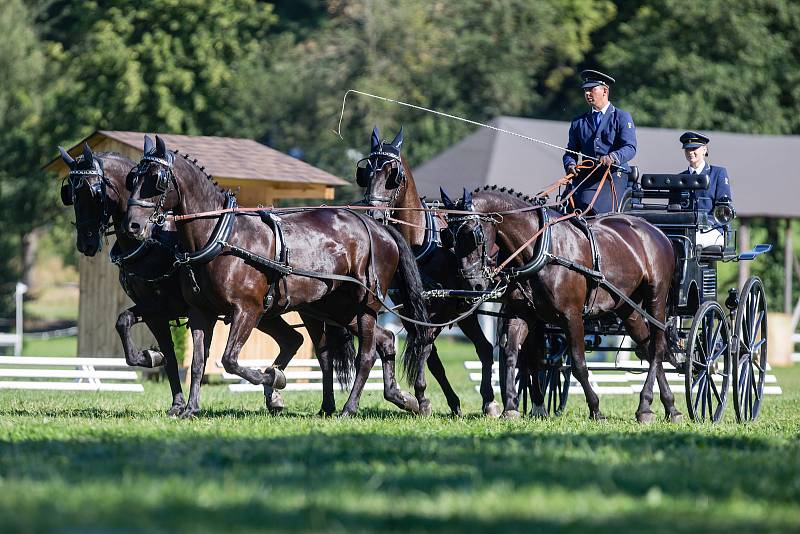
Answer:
[
  {"xmin": 738, "ymin": 219, "xmax": 750, "ymax": 289},
  {"xmin": 785, "ymin": 219, "xmax": 793, "ymax": 314}
]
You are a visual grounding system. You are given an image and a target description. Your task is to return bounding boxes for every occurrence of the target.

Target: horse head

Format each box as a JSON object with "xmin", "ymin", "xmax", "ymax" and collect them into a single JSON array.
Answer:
[
  {"xmin": 59, "ymin": 143, "xmax": 113, "ymax": 256},
  {"xmin": 356, "ymin": 125, "xmax": 406, "ymax": 220},
  {"xmin": 443, "ymin": 188, "xmax": 498, "ymax": 292},
  {"xmin": 125, "ymin": 135, "xmax": 177, "ymax": 240}
]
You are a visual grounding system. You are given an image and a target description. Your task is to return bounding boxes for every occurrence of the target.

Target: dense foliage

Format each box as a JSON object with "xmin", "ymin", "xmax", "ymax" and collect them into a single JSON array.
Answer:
[{"xmin": 1, "ymin": 0, "xmax": 799, "ymax": 314}]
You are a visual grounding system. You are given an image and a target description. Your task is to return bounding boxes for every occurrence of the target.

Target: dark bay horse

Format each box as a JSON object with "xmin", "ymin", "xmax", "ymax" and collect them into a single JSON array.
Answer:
[
  {"xmin": 357, "ymin": 126, "xmax": 509, "ymax": 416},
  {"xmin": 60, "ymin": 141, "xmax": 320, "ymax": 416},
  {"xmin": 124, "ymin": 136, "xmax": 431, "ymax": 417},
  {"xmin": 446, "ymin": 188, "xmax": 682, "ymax": 423}
]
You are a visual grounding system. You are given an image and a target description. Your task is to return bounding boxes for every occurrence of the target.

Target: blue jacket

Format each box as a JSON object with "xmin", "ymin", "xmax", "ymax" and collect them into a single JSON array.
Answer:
[
  {"xmin": 563, "ymin": 103, "xmax": 637, "ymax": 172},
  {"xmin": 679, "ymin": 164, "xmax": 733, "ymax": 225}
]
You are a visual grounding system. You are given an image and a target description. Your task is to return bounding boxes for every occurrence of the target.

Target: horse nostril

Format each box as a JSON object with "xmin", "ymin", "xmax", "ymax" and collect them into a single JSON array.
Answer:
[
  {"xmin": 475, "ymin": 283, "xmax": 484, "ymax": 291},
  {"xmin": 129, "ymin": 222, "xmax": 140, "ymax": 232}
]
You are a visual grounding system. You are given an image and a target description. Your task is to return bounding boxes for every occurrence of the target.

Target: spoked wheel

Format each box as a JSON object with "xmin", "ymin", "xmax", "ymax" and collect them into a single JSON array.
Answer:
[
  {"xmin": 685, "ymin": 301, "xmax": 732, "ymax": 422},
  {"xmin": 733, "ymin": 277, "xmax": 768, "ymax": 422},
  {"xmin": 535, "ymin": 335, "xmax": 572, "ymax": 416}
]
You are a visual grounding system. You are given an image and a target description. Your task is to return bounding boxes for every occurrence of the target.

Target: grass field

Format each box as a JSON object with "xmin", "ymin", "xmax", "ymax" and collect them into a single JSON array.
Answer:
[{"xmin": 1, "ymin": 338, "xmax": 798, "ymax": 533}]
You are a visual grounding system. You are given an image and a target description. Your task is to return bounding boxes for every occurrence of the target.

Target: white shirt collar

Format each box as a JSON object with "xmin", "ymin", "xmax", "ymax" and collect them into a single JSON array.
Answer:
[
  {"xmin": 592, "ymin": 102, "xmax": 611, "ymax": 115},
  {"xmin": 688, "ymin": 161, "xmax": 707, "ymax": 174}
]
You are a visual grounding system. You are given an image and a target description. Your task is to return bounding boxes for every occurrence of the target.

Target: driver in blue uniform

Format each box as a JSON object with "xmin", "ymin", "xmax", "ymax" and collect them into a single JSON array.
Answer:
[
  {"xmin": 563, "ymin": 70, "xmax": 637, "ymax": 214},
  {"xmin": 678, "ymin": 131, "xmax": 734, "ymax": 247}
]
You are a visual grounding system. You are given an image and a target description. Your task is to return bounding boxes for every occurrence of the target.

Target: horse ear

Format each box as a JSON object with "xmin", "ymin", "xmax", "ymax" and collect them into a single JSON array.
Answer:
[
  {"xmin": 440, "ymin": 187, "xmax": 454, "ymax": 209},
  {"xmin": 371, "ymin": 126, "xmax": 380, "ymax": 150},
  {"xmin": 463, "ymin": 187, "xmax": 472, "ymax": 207},
  {"xmin": 143, "ymin": 135, "xmax": 154, "ymax": 155},
  {"xmin": 155, "ymin": 135, "xmax": 166, "ymax": 156},
  {"xmin": 82, "ymin": 143, "xmax": 94, "ymax": 165},
  {"xmin": 58, "ymin": 146, "xmax": 75, "ymax": 169},
  {"xmin": 391, "ymin": 125, "xmax": 404, "ymax": 150}
]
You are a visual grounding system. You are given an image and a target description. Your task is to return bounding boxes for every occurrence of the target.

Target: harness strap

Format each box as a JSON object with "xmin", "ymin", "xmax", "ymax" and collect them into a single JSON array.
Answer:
[
  {"xmin": 174, "ymin": 194, "xmax": 237, "ymax": 266},
  {"xmin": 545, "ymin": 253, "xmax": 666, "ymax": 332}
]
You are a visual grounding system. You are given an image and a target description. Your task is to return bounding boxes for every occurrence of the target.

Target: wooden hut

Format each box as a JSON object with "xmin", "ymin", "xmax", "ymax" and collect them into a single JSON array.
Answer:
[{"xmin": 45, "ymin": 130, "xmax": 349, "ymax": 369}]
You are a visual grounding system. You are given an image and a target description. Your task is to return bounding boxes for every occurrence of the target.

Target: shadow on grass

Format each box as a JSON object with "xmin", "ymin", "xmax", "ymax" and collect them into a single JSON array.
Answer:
[{"xmin": 1, "ymin": 425, "xmax": 798, "ymax": 532}]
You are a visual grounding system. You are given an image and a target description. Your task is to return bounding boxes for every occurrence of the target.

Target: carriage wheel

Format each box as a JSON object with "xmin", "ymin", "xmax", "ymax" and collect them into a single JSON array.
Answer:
[
  {"xmin": 531, "ymin": 334, "xmax": 571, "ymax": 416},
  {"xmin": 684, "ymin": 301, "xmax": 732, "ymax": 422},
  {"xmin": 733, "ymin": 277, "xmax": 768, "ymax": 422}
]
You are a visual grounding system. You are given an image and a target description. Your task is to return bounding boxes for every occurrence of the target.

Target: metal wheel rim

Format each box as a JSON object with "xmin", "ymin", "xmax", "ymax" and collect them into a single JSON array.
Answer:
[
  {"xmin": 685, "ymin": 301, "xmax": 732, "ymax": 423},
  {"xmin": 733, "ymin": 277, "xmax": 768, "ymax": 422}
]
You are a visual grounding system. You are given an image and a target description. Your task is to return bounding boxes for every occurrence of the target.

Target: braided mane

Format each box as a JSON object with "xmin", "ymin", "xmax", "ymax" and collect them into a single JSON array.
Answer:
[
  {"xmin": 472, "ymin": 184, "xmax": 542, "ymax": 207},
  {"xmin": 171, "ymin": 149, "xmax": 232, "ymax": 196}
]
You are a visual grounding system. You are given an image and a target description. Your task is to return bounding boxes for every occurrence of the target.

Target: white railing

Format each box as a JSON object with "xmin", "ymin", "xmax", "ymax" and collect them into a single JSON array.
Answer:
[
  {"xmin": 0, "ymin": 356, "xmax": 143, "ymax": 392},
  {"xmin": 464, "ymin": 359, "xmax": 783, "ymax": 395},
  {"xmin": 216, "ymin": 358, "xmax": 384, "ymax": 392}
]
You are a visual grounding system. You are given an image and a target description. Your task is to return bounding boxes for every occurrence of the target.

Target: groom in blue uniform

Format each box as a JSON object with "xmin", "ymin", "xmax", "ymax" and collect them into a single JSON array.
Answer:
[
  {"xmin": 678, "ymin": 131, "xmax": 734, "ymax": 247},
  {"xmin": 563, "ymin": 70, "xmax": 637, "ymax": 214}
]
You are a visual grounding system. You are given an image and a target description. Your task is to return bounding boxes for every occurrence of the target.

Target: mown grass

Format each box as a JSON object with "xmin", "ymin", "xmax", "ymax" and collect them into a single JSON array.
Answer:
[
  {"xmin": 21, "ymin": 335, "xmax": 77, "ymax": 357},
  {"xmin": 0, "ymin": 339, "xmax": 798, "ymax": 533}
]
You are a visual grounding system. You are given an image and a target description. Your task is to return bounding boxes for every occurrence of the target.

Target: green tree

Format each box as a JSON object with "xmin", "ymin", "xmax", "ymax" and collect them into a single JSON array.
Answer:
[
  {"xmin": 252, "ymin": 0, "xmax": 615, "ymax": 201},
  {"xmin": 40, "ymin": 0, "xmax": 277, "ymax": 142},
  {"xmin": 598, "ymin": 0, "xmax": 800, "ymax": 134},
  {"xmin": 0, "ymin": 0, "xmax": 55, "ymax": 312}
]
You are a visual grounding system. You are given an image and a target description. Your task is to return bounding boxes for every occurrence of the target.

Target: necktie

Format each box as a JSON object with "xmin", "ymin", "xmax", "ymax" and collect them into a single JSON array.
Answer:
[{"xmin": 593, "ymin": 111, "xmax": 601, "ymax": 128}]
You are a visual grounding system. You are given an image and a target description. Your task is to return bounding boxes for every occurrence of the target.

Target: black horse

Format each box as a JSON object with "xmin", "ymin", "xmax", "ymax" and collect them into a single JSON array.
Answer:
[
  {"xmin": 124, "ymin": 136, "xmax": 431, "ymax": 417},
  {"xmin": 446, "ymin": 188, "xmax": 683, "ymax": 423},
  {"xmin": 59, "ymin": 143, "xmax": 188, "ymax": 415},
  {"xmin": 356, "ymin": 126, "xmax": 510, "ymax": 416}
]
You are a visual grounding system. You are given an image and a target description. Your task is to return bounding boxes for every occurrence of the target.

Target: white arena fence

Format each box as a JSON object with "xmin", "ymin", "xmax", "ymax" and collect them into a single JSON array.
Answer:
[
  {"xmin": 464, "ymin": 359, "xmax": 783, "ymax": 396},
  {"xmin": 0, "ymin": 356, "xmax": 143, "ymax": 392}
]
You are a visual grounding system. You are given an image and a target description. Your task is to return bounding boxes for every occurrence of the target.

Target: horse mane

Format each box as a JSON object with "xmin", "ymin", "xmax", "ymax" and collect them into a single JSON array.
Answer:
[
  {"xmin": 472, "ymin": 184, "xmax": 541, "ymax": 207},
  {"xmin": 170, "ymin": 149, "xmax": 232, "ymax": 196}
]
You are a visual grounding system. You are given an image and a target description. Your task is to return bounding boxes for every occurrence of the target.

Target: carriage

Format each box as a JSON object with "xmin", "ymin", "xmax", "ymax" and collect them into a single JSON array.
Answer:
[{"xmin": 509, "ymin": 170, "xmax": 771, "ymax": 423}]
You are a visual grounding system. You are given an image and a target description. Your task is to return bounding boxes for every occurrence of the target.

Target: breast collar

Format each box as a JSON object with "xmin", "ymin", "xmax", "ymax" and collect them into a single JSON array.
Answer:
[
  {"xmin": 501, "ymin": 208, "xmax": 552, "ymax": 279},
  {"xmin": 414, "ymin": 202, "xmax": 440, "ymax": 262},
  {"xmin": 174, "ymin": 194, "xmax": 238, "ymax": 265}
]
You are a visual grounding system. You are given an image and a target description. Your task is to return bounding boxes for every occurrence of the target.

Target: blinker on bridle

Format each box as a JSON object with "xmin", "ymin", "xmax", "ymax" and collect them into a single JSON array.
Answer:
[{"xmin": 127, "ymin": 154, "xmax": 175, "ymax": 227}]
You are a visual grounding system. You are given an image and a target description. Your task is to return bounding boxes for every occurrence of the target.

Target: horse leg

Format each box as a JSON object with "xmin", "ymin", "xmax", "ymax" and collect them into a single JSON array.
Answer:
[
  {"xmin": 181, "ymin": 309, "xmax": 215, "ymax": 418},
  {"xmin": 425, "ymin": 341, "xmax": 462, "ymax": 416},
  {"xmin": 341, "ymin": 312, "xmax": 379, "ymax": 417},
  {"xmin": 526, "ymin": 321, "xmax": 550, "ymax": 418},
  {"xmin": 376, "ymin": 325, "xmax": 420, "ymax": 414},
  {"xmin": 623, "ymin": 312, "xmax": 659, "ymax": 423},
  {"xmin": 142, "ymin": 316, "xmax": 185, "ymax": 416},
  {"xmin": 564, "ymin": 315, "xmax": 604, "ymax": 420},
  {"xmin": 219, "ymin": 307, "xmax": 284, "ymax": 389},
  {"xmin": 256, "ymin": 315, "xmax": 304, "ymax": 414},
  {"xmin": 498, "ymin": 317, "xmax": 529, "ymax": 418},
  {"xmin": 300, "ymin": 315, "xmax": 337, "ymax": 417},
  {"xmin": 115, "ymin": 307, "xmax": 156, "ymax": 367},
  {"xmin": 459, "ymin": 314, "xmax": 498, "ymax": 417}
]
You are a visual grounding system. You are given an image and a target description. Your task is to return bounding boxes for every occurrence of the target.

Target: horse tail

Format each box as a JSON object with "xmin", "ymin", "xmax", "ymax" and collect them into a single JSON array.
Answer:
[
  {"xmin": 327, "ymin": 325, "xmax": 356, "ymax": 389},
  {"xmin": 383, "ymin": 225, "xmax": 431, "ymax": 385}
]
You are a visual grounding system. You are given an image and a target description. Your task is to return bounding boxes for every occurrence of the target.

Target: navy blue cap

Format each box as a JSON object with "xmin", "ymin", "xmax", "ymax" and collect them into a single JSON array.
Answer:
[
  {"xmin": 680, "ymin": 131, "xmax": 709, "ymax": 149},
  {"xmin": 581, "ymin": 69, "xmax": 615, "ymax": 89}
]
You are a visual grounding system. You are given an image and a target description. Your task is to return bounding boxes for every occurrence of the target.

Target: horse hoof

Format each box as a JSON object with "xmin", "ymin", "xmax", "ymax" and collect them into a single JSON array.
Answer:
[
  {"xmin": 316, "ymin": 408, "xmax": 335, "ymax": 418},
  {"xmin": 590, "ymin": 412, "xmax": 607, "ymax": 422},
  {"xmin": 166, "ymin": 404, "xmax": 184, "ymax": 417},
  {"xmin": 339, "ymin": 409, "xmax": 356, "ymax": 418},
  {"xmin": 266, "ymin": 390, "xmax": 285, "ymax": 415},
  {"xmin": 530, "ymin": 404, "xmax": 549, "ymax": 419},
  {"xmin": 266, "ymin": 367, "xmax": 286, "ymax": 389},
  {"xmin": 451, "ymin": 405, "xmax": 464, "ymax": 418},
  {"xmin": 669, "ymin": 412, "xmax": 684, "ymax": 424},
  {"xmin": 143, "ymin": 349, "xmax": 165, "ymax": 367},
  {"xmin": 502, "ymin": 410, "xmax": 521, "ymax": 419},
  {"xmin": 401, "ymin": 392, "xmax": 420, "ymax": 414},
  {"xmin": 637, "ymin": 411, "xmax": 655, "ymax": 424},
  {"xmin": 179, "ymin": 407, "xmax": 199, "ymax": 419},
  {"xmin": 419, "ymin": 399, "xmax": 432, "ymax": 417},
  {"xmin": 483, "ymin": 401, "xmax": 501, "ymax": 418}
]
